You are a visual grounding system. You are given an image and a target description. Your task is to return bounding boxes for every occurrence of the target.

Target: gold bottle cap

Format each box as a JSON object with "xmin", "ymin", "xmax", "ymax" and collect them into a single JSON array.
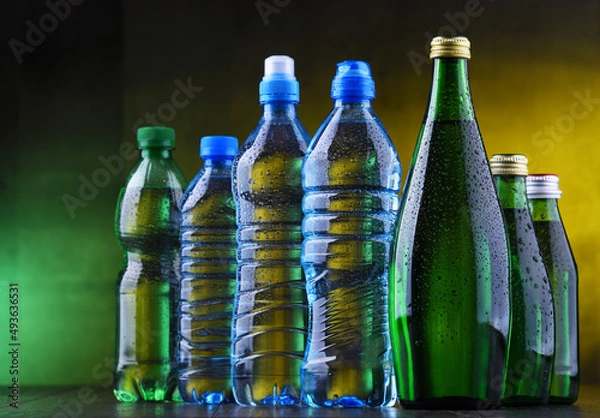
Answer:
[
  {"xmin": 430, "ymin": 36, "xmax": 471, "ymax": 60},
  {"xmin": 490, "ymin": 154, "xmax": 529, "ymax": 176}
]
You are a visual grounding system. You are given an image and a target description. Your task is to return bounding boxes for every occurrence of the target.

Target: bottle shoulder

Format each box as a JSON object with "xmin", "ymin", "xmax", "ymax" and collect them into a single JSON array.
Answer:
[
  {"xmin": 233, "ymin": 119, "xmax": 309, "ymax": 196},
  {"xmin": 304, "ymin": 107, "xmax": 401, "ymax": 191},
  {"xmin": 181, "ymin": 169, "xmax": 234, "ymax": 216},
  {"xmin": 400, "ymin": 119, "xmax": 494, "ymax": 200},
  {"xmin": 116, "ymin": 158, "xmax": 186, "ymax": 242},
  {"xmin": 125, "ymin": 157, "xmax": 187, "ymax": 190},
  {"xmin": 532, "ymin": 217, "xmax": 578, "ymax": 275},
  {"xmin": 309, "ymin": 107, "xmax": 396, "ymax": 151},
  {"xmin": 503, "ymin": 207, "xmax": 552, "ymax": 282},
  {"xmin": 239, "ymin": 116, "xmax": 310, "ymax": 155}
]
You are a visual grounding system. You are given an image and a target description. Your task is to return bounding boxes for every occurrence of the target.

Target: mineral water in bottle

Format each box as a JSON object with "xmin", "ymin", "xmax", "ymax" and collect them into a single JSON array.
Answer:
[
  {"xmin": 114, "ymin": 126, "xmax": 187, "ymax": 402},
  {"xmin": 231, "ymin": 55, "xmax": 310, "ymax": 406},
  {"xmin": 390, "ymin": 37, "xmax": 510, "ymax": 409},
  {"xmin": 301, "ymin": 60, "xmax": 401, "ymax": 408},
  {"xmin": 491, "ymin": 154, "xmax": 555, "ymax": 406},
  {"xmin": 527, "ymin": 174, "xmax": 579, "ymax": 404},
  {"xmin": 178, "ymin": 136, "xmax": 238, "ymax": 404}
]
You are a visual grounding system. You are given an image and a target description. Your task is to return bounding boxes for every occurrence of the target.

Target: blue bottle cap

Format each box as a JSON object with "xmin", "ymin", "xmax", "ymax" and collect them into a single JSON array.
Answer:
[
  {"xmin": 200, "ymin": 136, "xmax": 239, "ymax": 159},
  {"xmin": 331, "ymin": 60, "xmax": 375, "ymax": 100},
  {"xmin": 259, "ymin": 55, "xmax": 300, "ymax": 103}
]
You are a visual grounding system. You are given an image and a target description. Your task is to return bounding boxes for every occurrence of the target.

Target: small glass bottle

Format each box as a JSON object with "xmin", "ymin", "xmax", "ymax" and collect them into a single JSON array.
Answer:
[
  {"xmin": 490, "ymin": 154, "xmax": 555, "ymax": 406},
  {"xmin": 527, "ymin": 174, "xmax": 579, "ymax": 404}
]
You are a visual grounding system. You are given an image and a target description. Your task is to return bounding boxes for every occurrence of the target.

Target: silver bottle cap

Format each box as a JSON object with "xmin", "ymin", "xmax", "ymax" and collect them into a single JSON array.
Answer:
[{"xmin": 526, "ymin": 174, "xmax": 562, "ymax": 199}]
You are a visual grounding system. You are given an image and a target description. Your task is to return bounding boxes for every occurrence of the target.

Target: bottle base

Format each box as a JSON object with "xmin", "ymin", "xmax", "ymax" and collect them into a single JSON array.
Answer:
[
  {"xmin": 301, "ymin": 368, "xmax": 396, "ymax": 408},
  {"xmin": 178, "ymin": 377, "xmax": 232, "ymax": 404},
  {"xmin": 549, "ymin": 396, "xmax": 577, "ymax": 405},
  {"xmin": 114, "ymin": 366, "xmax": 177, "ymax": 402},
  {"xmin": 305, "ymin": 394, "xmax": 394, "ymax": 408},
  {"xmin": 232, "ymin": 378, "xmax": 301, "ymax": 406},
  {"xmin": 503, "ymin": 395, "xmax": 547, "ymax": 407},
  {"xmin": 400, "ymin": 397, "xmax": 501, "ymax": 410},
  {"xmin": 181, "ymin": 389, "xmax": 230, "ymax": 405}
]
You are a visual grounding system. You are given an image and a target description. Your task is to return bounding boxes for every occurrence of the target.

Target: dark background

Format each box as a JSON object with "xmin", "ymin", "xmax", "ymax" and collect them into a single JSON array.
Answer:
[{"xmin": 1, "ymin": 0, "xmax": 599, "ymax": 386}]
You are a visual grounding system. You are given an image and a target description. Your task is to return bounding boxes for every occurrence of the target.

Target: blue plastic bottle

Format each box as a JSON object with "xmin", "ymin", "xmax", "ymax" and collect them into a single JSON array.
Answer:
[
  {"xmin": 301, "ymin": 61, "xmax": 401, "ymax": 408},
  {"xmin": 231, "ymin": 55, "xmax": 310, "ymax": 406},
  {"xmin": 178, "ymin": 136, "xmax": 239, "ymax": 404}
]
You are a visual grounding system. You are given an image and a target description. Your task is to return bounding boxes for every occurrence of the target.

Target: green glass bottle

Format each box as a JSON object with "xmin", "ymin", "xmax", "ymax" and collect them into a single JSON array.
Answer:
[
  {"xmin": 390, "ymin": 37, "xmax": 510, "ymax": 409},
  {"xmin": 114, "ymin": 126, "xmax": 187, "ymax": 402},
  {"xmin": 490, "ymin": 155, "xmax": 555, "ymax": 406},
  {"xmin": 527, "ymin": 174, "xmax": 578, "ymax": 404}
]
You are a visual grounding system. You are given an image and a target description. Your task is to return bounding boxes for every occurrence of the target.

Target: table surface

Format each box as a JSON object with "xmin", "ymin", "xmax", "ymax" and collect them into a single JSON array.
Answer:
[{"xmin": 2, "ymin": 386, "xmax": 600, "ymax": 418}]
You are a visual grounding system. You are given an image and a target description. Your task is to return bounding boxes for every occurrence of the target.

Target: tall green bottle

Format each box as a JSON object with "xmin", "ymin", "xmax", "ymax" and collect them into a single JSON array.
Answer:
[
  {"xmin": 114, "ymin": 127, "xmax": 187, "ymax": 402},
  {"xmin": 390, "ymin": 37, "xmax": 510, "ymax": 409},
  {"xmin": 490, "ymin": 155, "xmax": 555, "ymax": 406},
  {"xmin": 527, "ymin": 174, "xmax": 578, "ymax": 404}
]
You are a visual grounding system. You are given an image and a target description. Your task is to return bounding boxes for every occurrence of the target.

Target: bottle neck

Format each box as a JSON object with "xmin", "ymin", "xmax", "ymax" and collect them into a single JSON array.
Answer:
[
  {"xmin": 140, "ymin": 148, "xmax": 172, "ymax": 159},
  {"xmin": 529, "ymin": 198, "xmax": 561, "ymax": 222},
  {"xmin": 333, "ymin": 99, "xmax": 373, "ymax": 108},
  {"xmin": 262, "ymin": 101, "xmax": 298, "ymax": 118},
  {"xmin": 427, "ymin": 58, "xmax": 475, "ymax": 121},
  {"xmin": 494, "ymin": 175, "xmax": 529, "ymax": 210},
  {"xmin": 203, "ymin": 158, "xmax": 233, "ymax": 173}
]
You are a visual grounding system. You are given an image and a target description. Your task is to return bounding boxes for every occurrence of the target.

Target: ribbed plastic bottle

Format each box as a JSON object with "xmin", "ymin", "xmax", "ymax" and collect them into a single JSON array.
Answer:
[
  {"xmin": 301, "ymin": 60, "xmax": 401, "ymax": 408},
  {"xmin": 390, "ymin": 37, "xmax": 510, "ymax": 410},
  {"xmin": 231, "ymin": 55, "xmax": 310, "ymax": 406},
  {"xmin": 490, "ymin": 154, "xmax": 555, "ymax": 406},
  {"xmin": 527, "ymin": 174, "xmax": 579, "ymax": 404},
  {"xmin": 178, "ymin": 136, "xmax": 239, "ymax": 404},
  {"xmin": 114, "ymin": 126, "xmax": 187, "ymax": 402}
]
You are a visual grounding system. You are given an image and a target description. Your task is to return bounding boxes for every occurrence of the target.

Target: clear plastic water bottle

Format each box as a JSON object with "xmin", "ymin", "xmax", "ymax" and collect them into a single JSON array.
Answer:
[
  {"xmin": 178, "ymin": 136, "xmax": 239, "ymax": 404},
  {"xmin": 231, "ymin": 55, "xmax": 310, "ymax": 406},
  {"xmin": 301, "ymin": 61, "xmax": 401, "ymax": 407},
  {"xmin": 114, "ymin": 126, "xmax": 187, "ymax": 402}
]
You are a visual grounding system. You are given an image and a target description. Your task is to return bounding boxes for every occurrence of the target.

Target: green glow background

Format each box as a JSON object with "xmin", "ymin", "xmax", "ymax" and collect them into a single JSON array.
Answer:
[{"xmin": 2, "ymin": 0, "xmax": 600, "ymax": 386}]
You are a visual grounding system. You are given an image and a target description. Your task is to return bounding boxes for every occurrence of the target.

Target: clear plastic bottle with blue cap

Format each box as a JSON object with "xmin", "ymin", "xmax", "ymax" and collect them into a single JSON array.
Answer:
[
  {"xmin": 114, "ymin": 126, "xmax": 187, "ymax": 402},
  {"xmin": 231, "ymin": 55, "xmax": 310, "ymax": 406},
  {"xmin": 301, "ymin": 61, "xmax": 401, "ymax": 407},
  {"xmin": 178, "ymin": 136, "xmax": 239, "ymax": 404}
]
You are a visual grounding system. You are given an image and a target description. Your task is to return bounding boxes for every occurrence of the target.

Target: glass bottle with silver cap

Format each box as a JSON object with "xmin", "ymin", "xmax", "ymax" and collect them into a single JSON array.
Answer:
[{"xmin": 527, "ymin": 174, "xmax": 579, "ymax": 404}]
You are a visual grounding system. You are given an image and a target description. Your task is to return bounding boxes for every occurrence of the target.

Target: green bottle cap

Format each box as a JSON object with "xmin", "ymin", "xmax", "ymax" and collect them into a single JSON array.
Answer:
[
  {"xmin": 137, "ymin": 126, "xmax": 175, "ymax": 149},
  {"xmin": 490, "ymin": 154, "xmax": 528, "ymax": 176}
]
